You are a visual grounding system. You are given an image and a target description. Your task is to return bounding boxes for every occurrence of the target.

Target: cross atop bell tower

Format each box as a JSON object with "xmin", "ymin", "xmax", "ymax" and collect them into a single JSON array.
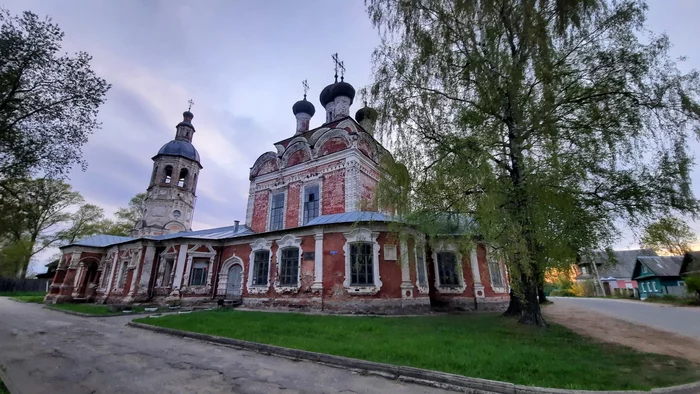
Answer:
[{"xmin": 332, "ymin": 53, "xmax": 345, "ymax": 83}]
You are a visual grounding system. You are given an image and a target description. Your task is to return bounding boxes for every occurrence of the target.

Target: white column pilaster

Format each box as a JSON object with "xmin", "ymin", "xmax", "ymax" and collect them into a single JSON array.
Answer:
[
  {"xmin": 471, "ymin": 247, "xmax": 485, "ymax": 299},
  {"xmin": 400, "ymin": 238, "xmax": 413, "ymax": 299},
  {"xmin": 312, "ymin": 232, "xmax": 324, "ymax": 291},
  {"xmin": 171, "ymin": 244, "xmax": 188, "ymax": 290}
]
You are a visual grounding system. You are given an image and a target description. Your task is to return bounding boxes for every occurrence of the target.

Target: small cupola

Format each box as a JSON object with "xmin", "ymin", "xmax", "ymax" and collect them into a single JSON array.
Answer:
[{"xmin": 292, "ymin": 80, "xmax": 316, "ymax": 133}]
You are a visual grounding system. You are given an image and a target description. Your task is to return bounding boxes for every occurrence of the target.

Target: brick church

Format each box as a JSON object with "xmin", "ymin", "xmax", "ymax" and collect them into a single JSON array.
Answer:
[{"xmin": 44, "ymin": 68, "xmax": 510, "ymax": 313}]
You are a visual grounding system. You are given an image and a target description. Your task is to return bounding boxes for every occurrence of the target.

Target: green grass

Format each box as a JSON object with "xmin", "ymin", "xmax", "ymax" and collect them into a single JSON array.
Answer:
[
  {"xmin": 0, "ymin": 291, "xmax": 46, "ymax": 297},
  {"xmin": 10, "ymin": 295, "xmax": 45, "ymax": 303},
  {"xmin": 49, "ymin": 303, "xmax": 151, "ymax": 315},
  {"xmin": 645, "ymin": 295, "xmax": 699, "ymax": 306},
  {"xmin": 135, "ymin": 310, "xmax": 700, "ymax": 390}
]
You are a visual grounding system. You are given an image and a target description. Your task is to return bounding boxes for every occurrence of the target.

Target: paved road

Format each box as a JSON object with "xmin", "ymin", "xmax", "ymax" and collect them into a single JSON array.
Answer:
[
  {"xmin": 551, "ymin": 297, "xmax": 700, "ymax": 340},
  {"xmin": 0, "ymin": 298, "xmax": 452, "ymax": 394}
]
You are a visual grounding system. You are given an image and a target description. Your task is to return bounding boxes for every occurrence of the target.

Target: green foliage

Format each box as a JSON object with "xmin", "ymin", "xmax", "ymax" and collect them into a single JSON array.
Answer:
[
  {"xmin": 684, "ymin": 274, "xmax": 700, "ymax": 299},
  {"xmin": 112, "ymin": 192, "xmax": 146, "ymax": 235},
  {"xmin": 10, "ymin": 295, "xmax": 44, "ymax": 303},
  {"xmin": 0, "ymin": 8, "xmax": 110, "ymax": 180},
  {"xmin": 550, "ymin": 289, "xmax": 576, "ymax": 297},
  {"xmin": 645, "ymin": 293, "xmax": 699, "ymax": 306},
  {"xmin": 366, "ymin": 0, "xmax": 700, "ymax": 325},
  {"xmin": 641, "ymin": 216, "xmax": 697, "ymax": 255},
  {"xmin": 136, "ymin": 310, "xmax": 700, "ymax": 390}
]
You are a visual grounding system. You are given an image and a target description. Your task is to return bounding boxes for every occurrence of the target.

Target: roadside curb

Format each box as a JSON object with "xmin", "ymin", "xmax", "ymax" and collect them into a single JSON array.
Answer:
[
  {"xmin": 126, "ymin": 321, "xmax": 700, "ymax": 394},
  {"xmin": 43, "ymin": 305, "xmax": 159, "ymax": 318}
]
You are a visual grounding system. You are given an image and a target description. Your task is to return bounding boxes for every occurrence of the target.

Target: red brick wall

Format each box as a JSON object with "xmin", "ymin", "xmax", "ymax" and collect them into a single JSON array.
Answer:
[
  {"xmin": 285, "ymin": 182, "xmax": 301, "ymax": 228},
  {"xmin": 318, "ymin": 137, "xmax": 349, "ymax": 156},
  {"xmin": 258, "ymin": 159, "xmax": 278, "ymax": 176},
  {"xmin": 251, "ymin": 190, "xmax": 270, "ymax": 232},
  {"xmin": 286, "ymin": 149, "xmax": 310, "ymax": 167},
  {"xmin": 322, "ymin": 169, "xmax": 345, "ymax": 215},
  {"xmin": 358, "ymin": 139, "xmax": 373, "ymax": 160},
  {"xmin": 376, "ymin": 233, "xmax": 402, "ymax": 298},
  {"xmin": 359, "ymin": 172, "xmax": 377, "ymax": 210},
  {"xmin": 300, "ymin": 235, "xmax": 315, "ymax": 291}
]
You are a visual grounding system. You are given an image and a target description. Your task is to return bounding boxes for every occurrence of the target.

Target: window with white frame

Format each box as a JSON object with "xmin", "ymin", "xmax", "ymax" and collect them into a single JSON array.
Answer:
[
  {"xmin": 641, "ymin": 282, "xmax": 647, "ymax": 292},
  {"xmin": 118, "ymin": 261, "xmax": 129, "ymax": 288},
  {"xmin": 437, "ymin": 252, "xmax": 460, "ymax": 286},
  {"xmin": 652, "ymin": 281, "xmax": 658, "ymax": 292},
  {"xmin": 269, "ymin": 193, "xmax": 285, "ymax": 231},
  {"xmin": 489, "ymin": 258, "xmax": 505, "ymax": 288},
  {"xmin": 580, "ymin": 265, "xmax": 589, "ymax": 275},
  {"xmin": 252, "ymin": 250, "xmax": 270, "ymax": 286},
  {"xmin": 415, "ymin": 244, "xmax": 427, "ymax": 288},
  {"xmin": 303, "ymin": 185, "xmax": 320, "ymax": 224},
  {"xmin": 350, "ymin": 242, "xmax": 374, "ymax": 286},
  {"xmin": 279, "ymin": 248, "xmax": 300, "ymax": 286},
  {"xmin": 189, "ymin": 259, "xmax": 208, "ymax": 286},
  {"xmin": 101, "ymin": 263, "xmax": 111, "ymax": 288},
  {"xmin": 161, "ymin": 258, "xmax": 174, "ymax": 286}
]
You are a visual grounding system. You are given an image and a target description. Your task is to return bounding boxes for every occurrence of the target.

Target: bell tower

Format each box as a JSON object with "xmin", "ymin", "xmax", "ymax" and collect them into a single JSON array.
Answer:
[{"xmin": 134, "ymin": 105, "xmax": 202, "ymax": 237}]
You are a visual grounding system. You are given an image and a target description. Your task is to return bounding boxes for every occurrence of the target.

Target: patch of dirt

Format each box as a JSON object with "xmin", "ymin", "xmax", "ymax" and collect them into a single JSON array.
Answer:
[{"xmin": 543, "ymin": 302, "xmax": 700, "ymax": 363}]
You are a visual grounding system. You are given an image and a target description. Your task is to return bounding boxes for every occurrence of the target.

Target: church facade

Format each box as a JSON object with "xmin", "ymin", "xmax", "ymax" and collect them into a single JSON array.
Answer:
[{"xmin": 44, "ymin": 74, "xmax": 510, "ymax": 314}]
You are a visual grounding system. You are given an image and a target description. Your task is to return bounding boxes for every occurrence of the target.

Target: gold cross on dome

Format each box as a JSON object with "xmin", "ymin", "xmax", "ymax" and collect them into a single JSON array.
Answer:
[{"xmin": 188, "ymin": 99, "xmax": 194, "ymax": 111}]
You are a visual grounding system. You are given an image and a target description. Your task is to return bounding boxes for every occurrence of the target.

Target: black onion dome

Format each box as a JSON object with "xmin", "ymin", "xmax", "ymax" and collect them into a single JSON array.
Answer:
[
  {"xmin": 329, "ymin": 81, "xmax": 356, "ymax": 104},
  {"xmin": 319, "ymin": 83, "xmax": 335, "ymax": 107},
  {"xmin": 183, "ymin": 110, "xmax": 194, "ymax": 119},
  {"xmin": 292, "ymin": 98, "xmax": 316, "ymax": 116},
  {"xmin": 355, "ymin": 106, "xmax": 378, "ymax": 123},
  {"xmin": 157, "ymin": 140, "xmax": 201, "ymax": 163}
]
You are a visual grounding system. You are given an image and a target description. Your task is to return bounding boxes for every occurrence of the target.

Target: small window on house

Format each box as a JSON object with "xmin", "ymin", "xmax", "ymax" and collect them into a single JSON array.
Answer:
[
  {"xmin": 252, "ymin": 250, "xmax": 270, "ymax": 286},
  {"xmin": 652, "ymin": 281, "xmax": 658, "ymax": 292},
  {"xmin": 581, "ymin": 265, "xmax": 589, "ymax": 275},
  {"xmin": 161, "ymin": 259, "xmax": 174, "ymax": 286},
  {"xmin": 489, "ymin": 258, "xmax": 505, "ymax": 288},
  {"xmin": 269, "ymin": 193, "xmax": 285, "ymax": 231},
  {"xmin": 303, "ymin": 185, "xmax": 320, "ymax": 224},
  {"xmin": 190, "ymin": 259, "xmax": 208, "ymax": 286},
  {"xmin": 641, "ymin": 282, "xmax": 646, "ymax": 292},
  {"xmin": 164, "ymin": 165, "xmax": 173, "ymax": 184},
  {"xmin": 350, "ymin": 242, "xmax": 373, "ymax": 286},
  {"xmin": 437, "ymin": 252, "xmax": 460, "ymax": 286},
  {"xmin": 416, "ymin": 245, "xmax": 427, "ymax": 287},
  {"xmin": 118, "ymin": 261, "xmax": 129, "ymax": 288},
  {"xmin": 279, "ymin": 248, "xmax": 300, "ymax": 286},
  {"xmin": 178, "ymin": 168, "xmax": 188, "ymax": 188}
]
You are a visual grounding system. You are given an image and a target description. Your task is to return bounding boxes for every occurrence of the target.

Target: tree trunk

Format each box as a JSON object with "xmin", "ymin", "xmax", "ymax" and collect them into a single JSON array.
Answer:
[
  {"xmin": 503, "ymin": 288, "xmax": 521, "ymax": 316},
  {"xmin": 503, "ymin": 271, "xmax": 547, "ymax": 327},
  {"xmin": 538, "ymin": 281, "xmax": 548, "ymax": 304}
]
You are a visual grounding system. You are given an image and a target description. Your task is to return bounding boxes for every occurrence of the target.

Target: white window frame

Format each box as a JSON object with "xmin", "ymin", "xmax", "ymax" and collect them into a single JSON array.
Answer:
[
  {"xmin": 432, "ymin": 241, "xmax": 465, "ymax": 294},
  {"xmin": 299, "ymin": 182, "xmax": 322, "ymax": 226},
  {"xmin": 274, "ymin": 234, "xmax": 303, "ymax": 293},
  {"xmin": 117, "ymin": 260, "xmax": 129, "ymax": 290},
  {"xmin": 414, "ymin": 238, "xmax": 429, "ymax": 294},
  {"xmin": 247, "ymin": 238, "xmax": 273, "ymax": 294},
  {"xmin": 487, "ymin": 254, "xmax": 507, "ymax": 294},
  {"xmin": 182, "ymin": 244, "xmax": 217, "ymax": 290},
  {"xmin": 343, "ymin": 228, "xmax": 382, "ymax": 295},
  {"xmin": 641, "ymin": 282, "xmax": 646, "ymax": 292},
  {"xmin": 652, "ymin": 281, "xmax": 658, "ymax": 292},
  {"xmin": 267, "ymin": 190, "xmax": 287, "ymax": 231},
  {"xmin": 188, "ymin": 259, "xmax": 209, "ymax": 287}
]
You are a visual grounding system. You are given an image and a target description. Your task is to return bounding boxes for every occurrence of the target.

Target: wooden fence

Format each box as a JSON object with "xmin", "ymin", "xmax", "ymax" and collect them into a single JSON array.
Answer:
[{"xmin": 0, "ymin": 277, "xmax": 51, "ymax": 293}]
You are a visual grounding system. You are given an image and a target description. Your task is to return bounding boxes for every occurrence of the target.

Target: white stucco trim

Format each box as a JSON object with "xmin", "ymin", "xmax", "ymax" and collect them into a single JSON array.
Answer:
[
  {"xmin": 414, "ymin": 237, "xmax": 430, "ymax": 294},
  {"xmin": 171, "ymin": 243, "xmax": 188, "ymax": 290},
  {"xmin": 399, "ymin": 238, "xmax": 413, "ymax": 299},
  {"xmin": 247, "ymin": 238, "xmax": 273, "ymax": 294},
  {"xmin": 343, "ymin": 228, "xmax": 382, "ymax": 295},
  {"xmin": 312, "ymin": 232, "xmax": 324, "ymax": 291},
  {"xmin": 183, "ymin": 244, "xmax": 217, "ymax": 289},
  {"xmin": 432, "ymin": 241, "xmax": 466, "ymax": 294},
  {"xmin": 217, "ymin": 255, "xmax": 245, "ymax": 297},
  {"xmin": 274, "ymin": 234, "xmax": 303, "ymax": 294}
]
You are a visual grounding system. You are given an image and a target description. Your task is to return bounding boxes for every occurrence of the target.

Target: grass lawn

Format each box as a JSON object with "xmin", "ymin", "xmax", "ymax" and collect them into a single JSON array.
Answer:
[
  {"xmin": 136, "ymin": 310, "xmax": 700, "ymax": 390},
  {"xmin": 10, "ymin": 295, "xmax": 45, "ymax": 303},
  {"xmin": 645, "ymin": 295, "xmax": 700, "ymax": 307},
  {"xmin": 0, "ymin": 291, "xmax": 46, "ymax": 297},
  {"xmin": 49, "ymin": 303, "xmax": 151, "ymax": 315}
]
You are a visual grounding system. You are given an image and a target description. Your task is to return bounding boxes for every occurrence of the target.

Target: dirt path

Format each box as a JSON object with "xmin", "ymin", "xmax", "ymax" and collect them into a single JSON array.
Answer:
[{"xmin": 543, "ymin": 301, "xmax": 700, "ymax": 363}]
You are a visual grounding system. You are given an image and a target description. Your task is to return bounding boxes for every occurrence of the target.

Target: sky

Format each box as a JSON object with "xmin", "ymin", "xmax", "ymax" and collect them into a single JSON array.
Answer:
[{"xmin": 2, "ymin": 0, "xmax": 700, "ymax": 274}]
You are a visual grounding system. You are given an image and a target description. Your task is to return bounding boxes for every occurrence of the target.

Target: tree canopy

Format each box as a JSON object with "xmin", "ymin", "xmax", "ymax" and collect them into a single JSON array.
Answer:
[
  {"xmin": 367, "ymin": 0, "xmax": 700, "ymax": 325},
  {"xmin": 641, "ymin": 216, "xmax": 697, "ymax": 256},
  {"xmin": 0, "ymin": 8, "xmax": 110, "ymax": 180}
]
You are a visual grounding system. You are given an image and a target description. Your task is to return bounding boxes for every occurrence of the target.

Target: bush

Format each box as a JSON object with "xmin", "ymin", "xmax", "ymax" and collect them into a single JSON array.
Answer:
[
  {"xmin": 685, "ymin": 274, "xmax": 700, "ymax": 300},
  {"xmin": 550, "ymin": 289, "xmax": 576, "ymax": 297}
]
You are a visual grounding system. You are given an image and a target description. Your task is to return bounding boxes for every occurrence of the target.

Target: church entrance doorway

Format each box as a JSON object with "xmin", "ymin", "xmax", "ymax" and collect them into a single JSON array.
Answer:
[
  {"xmin": 77, "ymin": 261, "xmax": 99, "ymax": 299},
  {"xmin": 226, "ymin": 265, "xmax": 243, "ymax": 298}
]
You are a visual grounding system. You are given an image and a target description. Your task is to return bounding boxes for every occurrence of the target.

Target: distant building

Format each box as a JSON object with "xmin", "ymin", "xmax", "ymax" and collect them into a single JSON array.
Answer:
[
  {"xmin": 575, "ymin": 249, "xmax": 657, "ymax": 297},
  {"xmin": 632, "ymin": 256, "xmax": 684, "ymax": 300},
  {"xmin": 43, "ymin": 70, "xmax": 509, "ymax": 313}
]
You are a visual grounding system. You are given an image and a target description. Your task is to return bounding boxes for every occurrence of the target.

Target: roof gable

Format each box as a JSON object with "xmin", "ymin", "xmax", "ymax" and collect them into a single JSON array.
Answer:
[
  {"xmin": 582, "ymin": 249, "xmax": 657, "ymax": 279},
  {"xmin": 633, "ymin": 256, "xmax": 683, "ymax": 279}
]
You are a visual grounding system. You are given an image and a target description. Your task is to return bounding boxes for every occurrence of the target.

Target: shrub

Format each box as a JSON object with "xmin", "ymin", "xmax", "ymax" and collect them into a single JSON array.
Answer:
[
  {"xmin": 550, "ymin": 289, "xmax": 576, "ymax": 297},
  {"xmin": 685, "ymin": 274, "xmax": 700, "ymax": 300}
]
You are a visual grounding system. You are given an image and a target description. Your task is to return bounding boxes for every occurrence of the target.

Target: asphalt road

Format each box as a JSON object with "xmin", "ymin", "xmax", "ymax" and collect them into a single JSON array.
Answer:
[
  {"xmin": 0, "ymin": 298, "xmax": 453, "ymax": 394},
  {"xmin": 551, "ymin": 297, "xmax": 700, "ymax": 340}
]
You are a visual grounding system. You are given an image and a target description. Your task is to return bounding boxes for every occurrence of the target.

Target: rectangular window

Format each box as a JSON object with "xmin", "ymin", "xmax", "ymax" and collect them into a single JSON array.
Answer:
[
  {"xmin": 190, "ymin": 260, "xmax": 208, "ymax": 286},
  {"xmin": 279, "ymin": 248, "xmax": 300, "ymax": 286},
  {"xmin": 269, "ymin": 193, "xmax": 285, "ymax": 231},
  {"xmin": 580, "ymin": 265, "xmax": 588, "ymax": 275},
  {"xmin": 489, "ymin": 259, "xmax": 504, "ymax": 288},
  {"xmin": 641, "ymin": 282, "xmax": 646, "ymax": 292},
  {"xmin": 118, "ymin": 261, "xmax": 129, "ymax": 288},
  {"xmin": 416, "ymin": 245, "xmax": 427, "ymax": 287},
  {"xmin": 161, "ymin": 259, "xmax": 173, "ymax": 286},
  {"xmin": 350, "ymin": 242, "xmax": 374, "ymax": 286},
  {"xmin": 652, "ymin": 281, "xmax": 658, "ymax": 292},
  {"xmin": 252, "ymin": 250, "xmax": 270, "ymax": 286},
  {"xmin": 437, "ymin": 252, "xmax": 460, "ymax": 286},
  {"xmin": 303, "ymin": 185, "xmax": 320, "ymax": 224},
  {"xmin": 101, "ymin": 264, "xmax": 111, "ymax": 288}
]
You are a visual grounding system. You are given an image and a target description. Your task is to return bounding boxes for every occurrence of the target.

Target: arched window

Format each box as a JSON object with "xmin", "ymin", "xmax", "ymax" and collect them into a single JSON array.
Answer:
[
  {"xmin": 163, "ymin": 165, "xmax": 173, "ymax": 184},
  {"xmin": 178, "ymin": 168, "xmax": 188, "ymax": 188}
]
